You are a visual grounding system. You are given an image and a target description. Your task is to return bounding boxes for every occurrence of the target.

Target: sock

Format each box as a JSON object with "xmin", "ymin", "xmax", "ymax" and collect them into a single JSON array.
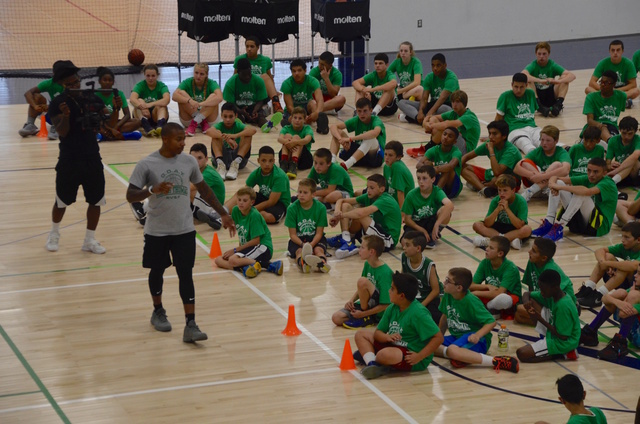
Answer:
[
  {"xmin": 372, "ymin": 105, "xmax": 382, "ymax": 115},
  {"xmin": 619, "ymin": 316, "xmax": 635, "ymax": 338},
  {"xmin": 281, "ymin": 154, "xmax": 289, "ymax": 162},
  {"xmin": 528, "ymin": 183, "xmax": 541, "ymax": 194},
  {"xmin": 342, "ymin": 231, "xmax": 351, "ymax": 243},
  {"xmin": 332, "ymin": 154, "xmax": 338, "ymax": 163},
  {"xmin": 233, "ymin": 156, "xmax": 242, "ymax": 165},
  {"xmin": 441, "ymin": 346, "xmax": 448, "ymax": 358},
  {"xmin": 613, "ymin": 174, "xmax": 622, "ymax": 184},
  {"xmin": 291, "ymin": 156, "xmax": 298, "ymax": 163},
  {"xmin": 85, "ymin": 229, "xmax": 96, "ymax": 241},
  {"xmin": 345, "ymin": 157, "xmax": 357, "ymax": 168},
  {"xmin": 27, "ymin": 116, "xmax": 36, "ymax": 125},
  {"xmin": 157, "ymin": 118, "xmax": 167, "ymax": 128},
  {"xmin": 154, "ymin": 303, "xmax": 163, "ymax": 311},
  {"xmin": 193, "ymin": 113, "xmax": 205, "ymax": 124},
  {"xmin": 185, "ymin": 313, "xmax": 195, "ymax": 324},
  {"xmin": 480, "ymin": 354, "xmax": 493, "ymax": 367},
  {"xmin": 51, "ymin": 222, "xmax": 60, "ymax": 232},
  {"xmin": 141, "ymin": 118, "xmax": 153, "ymax": 131},
  {"xmin": 363, "ymin": 352, "xmax": 376, "ymax": 365},
  {"xmin": 589, "ymin": 307, "xmax": 613, "ymax": 330},
  {"xmin": 585, "ymin": 280, "xmax": 597, "ymax": 290},
  {"xmin": 597, "ymin": 286, "xmax": 609, "ymax": 296}
]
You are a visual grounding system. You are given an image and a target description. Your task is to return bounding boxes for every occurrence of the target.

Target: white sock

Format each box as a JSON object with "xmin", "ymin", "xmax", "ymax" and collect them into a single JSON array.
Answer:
[
  {"xmin": 193, "ymin": 113, "xmax": 205, "ymax": 124},
  {"xmin": 598, "ymin": 286, "xmax": 609, "ymax": 296},
  {"xmin": 612, "ymin": 174, "xmax": 622, "ymax": 184},
  {"xmin": 51, "ymin": 222, "xmax": 60, "ymax": 233},
  {"xmin": 528, "ymin": 183, "xmax": 541, "ymax": 194},
  {"xmin": 342, "ymin": 231, "xmax": 351, "ymax": 242},
  {"xmin": 441, "ymin": 346, "xmax": 448, "ymax": 358},
  {"xmin": 85, "ymin": 229, "xmax": 96, "ymax": 241},
  {"xmin": 233, "ymin": 156, "xmax": 242, "ymax": 164},
  {"xmin": 345, "ymin": 157, "xmax": 357, "ymax": 168},
  {"xmin": 480, "ymin": 354, "xmax": 494, "ymax": 367},
  {"xmin": 372, "ymin": 105, "xmax": 382, "ymax": 115},
  {"xmin": 332, "ymin": 154, "xmax": 338, "ymax": 163},
  {"xmin": 363, "ymin": 352, "xmax": 376, "ymax": 365},
  {"xmin": 585, "ymin": 280, "xmax": 597, "ymax": 290}
]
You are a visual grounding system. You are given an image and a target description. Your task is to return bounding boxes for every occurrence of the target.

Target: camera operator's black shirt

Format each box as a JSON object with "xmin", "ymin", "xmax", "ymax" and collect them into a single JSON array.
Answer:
[{"xmin": 49, "ymin": 92, "xmax": 103, "ymax": 160}]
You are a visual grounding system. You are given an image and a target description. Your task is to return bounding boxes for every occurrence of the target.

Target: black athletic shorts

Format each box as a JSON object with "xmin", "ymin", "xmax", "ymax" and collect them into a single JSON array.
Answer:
[
  {"xmin": 143, "ymin": 231, "xmax": 196, "ymax": 269},
  {"xmin": 536, "ymin": 86, "xmax": 556, "ymax": 108},
  {"xmin": 287, "ymin": 235, "xmax": 328, "ymax": 257},
  {"xmin": 256, "ymin": 192, "xmax": 287, "ymax": 223},
  {"xmin": 279, "ymin": 146, "xmax": 313, "ymax": 170},
  {"xmin": 370, "ymin": 94, "xmax": 398, "ymax": 116},
  {"xmin": 55, "ymin": 158, "xmax": 105, "ymax": 206}
]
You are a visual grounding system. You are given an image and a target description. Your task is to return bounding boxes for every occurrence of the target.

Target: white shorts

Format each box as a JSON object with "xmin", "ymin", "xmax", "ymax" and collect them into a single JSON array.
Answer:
[
  {"xmin": 508, "ymin": 126, "xmax": 541, "ymax": 146},
  {"xmin": 530, "ymin": 337, "xmax": 550, "ymax": 358}
]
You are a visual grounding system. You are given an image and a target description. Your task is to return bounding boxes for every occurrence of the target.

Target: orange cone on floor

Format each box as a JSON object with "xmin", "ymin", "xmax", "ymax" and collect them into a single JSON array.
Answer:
[
  {"xmin": 208, "ymin": 232, "xmax": 222, "ymax": 259},
  {"xmin": 281, "ymin": 304, "xmax": 302, "ymax": 336},
  {"xmin": 36, "ymin": 115, "xmax": 48, "ymax": 138},
  {"xmin": 339, "ymin": 339, "xmax": 356, "ymax": 371}
]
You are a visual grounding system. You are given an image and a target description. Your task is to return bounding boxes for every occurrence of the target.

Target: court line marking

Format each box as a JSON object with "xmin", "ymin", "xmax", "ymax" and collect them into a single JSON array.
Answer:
[{"xmin": 0, "ymin": 390, "xmax": 41, "ymax": 399}]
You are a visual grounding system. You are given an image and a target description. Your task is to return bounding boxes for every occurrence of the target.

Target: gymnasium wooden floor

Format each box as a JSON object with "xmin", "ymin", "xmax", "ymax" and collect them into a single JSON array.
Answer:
[{"xmin": 1, "ymin": 69, "xmax": 639, "ymax": 423}]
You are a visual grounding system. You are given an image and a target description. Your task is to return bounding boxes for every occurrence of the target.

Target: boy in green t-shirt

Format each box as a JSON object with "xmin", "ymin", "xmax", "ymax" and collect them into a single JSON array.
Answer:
[
  {"xmin": 285, "ymin": 179, "xmax": 330, "ymax": 274},
  {"xmin": 606, "ymin": 116, "xmax": 640, "ymax": 186},
  {"xmin": 308, "ymin": 148, "xmax": 354, "ymax": 211},
  {"xmin": 280, "ymin": 59, "xmax": 325, "ymax": 132},
  {"xmin": 353, "ymin": 272, "xmax": 444, "ymax": 379},
  {"xmin": 434, "ymin": 267, "xmax": 519, "ymax": 372},
  {"xmin": 383, "ymin": 141, "xmax": 415, "ymax": 209},
  {"xmin": 330, "ymin": 97, "xmax": 386, "ymax": 170},
  {"xmin": 188, "ymin": 143, "xmax": 224, "ymax": 230},
  {"xmin": 575, "ymin": 221, "xmax": 640, "ymax": 308},
  {"xmin": 19, "ymin": 61, "xmax": 66, "ymax": 139},
  {"xmin": 308, "ymin": 51, "xmax": 346, "ymax": 114},
  {"xmin": 582, "ymin": 70, "xmax": 627, "ymax": 142},
  {"xmin": 579, "ymin": 263, "xmax": 640, "ymax": 363},
  {"xmin": 420, "ymin": 127, "xmax": 463, "ymax": 198},
  {"xmin": 473, "ymin": 174, "xmax": 531, "ymax": 250},
  {"xmin": 328, "ymin": 174, "xmax": 401, "ymax": 257},
  {"xmin": 470, "ymin": 236, "xmax": 522, "ymax": 317},
  {"xmin": 331, "ymin": 235, "xmax": 393, "ymax": 328},
  {"xmin": 353, "ymin": 53, "xmax": 398, "ymax": 117},
  {"xmin": 568, "ymin": 126, "xmax": 605, "ymax": 177},
  {"xmin": 514, "ymin": 125, "xmax": 571, "ymax": 201},
  {"xmin": 208, "ymin": 103, "xmax": 257, "ymax": 181},
  {"xmin": 401, "ymin": 165, "xmax": 454, "ymax": 249},
  {"xmin": 536, "ymin": 374, "xmax": 608, "ymax": 424},
  {"xmin": 532, "ymin": 157, "xmax": 617, "ymax": 241},
  {"xmin": 215, "ymin": 188, "xmax": 283, "ymax": 278},
  {"xmin": 401, "ymin": 231, "xmax": 443, "ymax": 322},
  {"xmin": 516, "ymin": 269, "xmax": 580, "ymax": 363},
  {"xmin": 225, "ymin": 146, "xmax": 291, "ymax": 225},
  {"xmin": 223, "ymin": 58, "xmax": 269, "ymax": 127},
  {"xmin": 277, "ymin": 106, "xmax": 314, "ymax": 179},
  {"xmin": 422, "ymin": 90, "xmax": 480, "ymax": 155},
  {"xmin": 172, "ymin": 63, "xmax": 222, "ymax": 136}
]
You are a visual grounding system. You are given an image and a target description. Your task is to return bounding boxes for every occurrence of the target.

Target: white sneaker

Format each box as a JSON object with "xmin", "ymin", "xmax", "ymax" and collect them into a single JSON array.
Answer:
[
  {"xmin": 46, "ymin": 231, "xmax": 60, "ymax": 252},
  {"xmin": 48, "ymin": 125, "xmax": 58, "ymax": 140},
  {"xmin": 613, "ymin": 215, "xmax": 622, "ymax": 227},
  {"xmin": 398, "ymin": 113, "xmax": 408, "ymax": 123},
  {"xmin": 473, "ymin": 236, "xmax": 489, "ymax": 248},
  {"xmin": 510, "ymin": 238, "xmax": 522, "ymax": 250},
  {"xmin": 216, "ymin": 159, "xmax": 227, "ymax": 180},
  {"xmin": 82, "ymin": 239, "xmax": 106, "ymax": 254},
  {"xmin": 226, "ymin": 161, "xmax": 240, "ymax": 180},
  {"xmin": 19, "ymin": 122, "xmax": 39, "ymax": 137}
]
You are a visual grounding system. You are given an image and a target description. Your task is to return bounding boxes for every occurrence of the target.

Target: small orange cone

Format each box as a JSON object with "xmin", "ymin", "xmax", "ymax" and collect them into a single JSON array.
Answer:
[
  {"xmin": 36, "ymin": 115, "xmax": 48, "ymax": 138},
  {"xmin": 339, "ymin": 339, "xmax": 356, "ymax": 371},
  {"xmin": 208, "ymin": 232, "xmax": 222, "ymax": 259},
  {"xmin": 281, "ymin": 304, "xmax": 302, "ymax": 336}
]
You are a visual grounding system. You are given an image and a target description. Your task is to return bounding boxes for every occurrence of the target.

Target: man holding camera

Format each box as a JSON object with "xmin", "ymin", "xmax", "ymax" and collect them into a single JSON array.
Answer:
[{"xmin": 46, "ymin": 60, "xmax": 111, "ymax": 254}]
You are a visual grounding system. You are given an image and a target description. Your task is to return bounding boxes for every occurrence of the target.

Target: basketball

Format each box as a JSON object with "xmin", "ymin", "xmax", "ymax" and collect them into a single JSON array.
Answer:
[{"xmin": 128, "ymin": 49, "xmax": 145, "ymax": 66}]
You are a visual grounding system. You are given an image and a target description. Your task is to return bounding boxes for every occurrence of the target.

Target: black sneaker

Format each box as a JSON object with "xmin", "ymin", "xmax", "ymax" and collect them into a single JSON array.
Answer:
[
  {"xmin": 195, "ymin": 209, "xmax": 222, "ymax": 230},
  {"xmin": 538, "ymin": 105, "xmax": 551, "ymax": 117},
  {"xmin": 575, "ymin": 284, "xmax": 592, "ymax": 300},
  {"xmin": 579, "ymin": 325, "xmax": 599, "ymax": 347},
  {"xmin": 550, "ymin": 103, "xmax": 563, "ymax": 117},
  {"xmin": 353, "ymin": 350, "xmax": 366, "ymax": 365},
  {"xmin": 597, "ymin": 333, "xmax": 629, "ymax": 362},
  {"xmin": 578, "ymin": 289, "xmax": 603, "ymax": 308},
  {"xmin": 618, "ymin": 191, "xmax": 629, "ymax": 200},
  {"xmin": 130, "ymin": 202, "xmax": 146, "ymax": 226},
  {"xmin": 279, "ymin": 159, "xmax": 290, "ymax": 174},
  {"xmin": 626, "ymin": 98, "xmax": 633, "ymax": 109},
  {"xmin": 479, "ymin": 186, "xmax": 499, "ymax": 198},
  {"xmin": 316, "ymin": 112, "xmax": 329, "ymax": 134},
  {"xmin": 286, "ymin": 161, "xmax": 298, "ymax": 179}
]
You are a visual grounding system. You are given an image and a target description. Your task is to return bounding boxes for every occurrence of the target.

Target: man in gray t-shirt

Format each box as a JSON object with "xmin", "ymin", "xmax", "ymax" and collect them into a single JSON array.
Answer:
[{"xmin": 127, "ymin": 123, "xmax": 235, "ymax": 343}]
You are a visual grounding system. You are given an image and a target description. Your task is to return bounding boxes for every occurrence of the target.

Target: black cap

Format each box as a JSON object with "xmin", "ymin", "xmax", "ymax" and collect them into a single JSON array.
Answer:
[{"xmin": 52, "ymin": 60, "xmax": 80, "ymax": 83}]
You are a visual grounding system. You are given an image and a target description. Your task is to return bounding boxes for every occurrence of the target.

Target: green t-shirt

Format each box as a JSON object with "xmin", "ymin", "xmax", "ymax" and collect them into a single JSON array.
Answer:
[
  {"xmin": 401, "ymin": 186, "xmax": 448, "ymax": 222},
  {"xmin": 593, "ymin": 57, "xmax": 637, "ymax": 88},
  {"xmin": 566, "ymin": 407, "xmax": 608, "ymax": 424},
  {"xmin": 474, "ymin": 141, "xmax": 522, "ymax": 180},
  {"xmin": 362, "ymin": 70, "xmax": 396, "ymax": 98},
  {"xmin": 223, "ymin": 74, "xmax": 268, "ymax": 107},
  {"xmin": 284, "ymin": 199, "xmax": 328, "ymax": 238},
  {"xmin": 383, "ymin": 160, "xmax": 415, "ymax": 203},
  {"xmin": 309, "ymin": 66, "xmax": 343, "ymax": 95},
  {"xmin": 607, "ymin": 243, "xmax": 640, "ymax": 261},
  {"xmin": 530, "ymin": 291, "xmax": 580, "ymax": 355},
  {"xmin": 376, "ymin": 300, "xmax": 440, "ymax": 371},
  {"xmin": 438, "ymin": 291, "xmax": 495, "ymax": 346},
  {"xmin": 202, "ymin": 164, "xmax": 225, "ymax": 203},
  {"xmin": 307, "ymin": 163, "xmax": 354, "ymax": 196},
  {"xmin": 231, "ymin": 206, "xmax": 273, "ymax": 255},
  {"xmin": 524, "ymin": 59, "xmax": 566, "ymax": 91},
  {"xmin": 356, "ymin": 192, "xmax": 402, "ymax": 246},
  {"xmin": 568, "ymin": 142, "xmax": 605, "ymax": 177},
  {"xmin": 473, "ymin": 258, "xmax": 522, "ymax": 299},
  {"xmin": 36, "ymin": 78, "xmax": 64, "ymax": 98},
  {"xmin": 279, "ymin": 124, "xmax": 315, "ymax": 152},
  {"xmin": 486, "ymin": 193, "xmax": 528, "ymax": 225},
  {"xmin": 439, "ymin": 108, "xmax": 481, "ymax": 152},
  {"xmin": 131, "ymin": 80, "xmax": 169, "ymax": 103},
  {"xmin": 214, "ymin": 119, "xmax": 246, "ymax": 149},
  {"xmin": 582, "ymin": 90, "xmax": 627, "ymax": 130},
  {"xmin": 388, "ymin": 57, "xmax": 423, "ymax": 88},
  {"xmin": 626, "ymin": 287, "xmax": 640, "ymax": 315},
  {"xmin": 401, "ymin": 252, "xmax": 443, "ymax": 301},
  {"xmin": 421, "ymin": 69, "xmax": 459, "ymax": 103},
  {"xmin": 245, "ymin": 166, "xmax": 291, "ymax": 208},
  {"xmin": 280, "ymin": 75, "xmax": 321, "ymax": 111},
  {"xmin": 633, "ymin": 50, "xmax": 640, "ymax": 75},
  {"xmin": 525, "ymin": 146, "xmax": 571, "ymax": 171},
  {"xmin": 361, "ymin": 261, "xmax": 393, "ymax": 307},
  {"xmin": 233, "ymin": 53, "xmax": 272, "ymax": 75},
  {"xmin": 177, "ymin": 77, "xmax": 220, "ymax": 102},
  {"xmin": 425, "ymin": 144, "xmax": 462, "ymax": 177},
  {"xmin": 522, "ymin": 259, "xmax": 577, "ymax": 304},
  {"xmin": 95, "ymin": 89, "xmax": 129, "ymax": 114},
  {"xmin": 606, "ymin": 134, "xmax": 640, "ymax": 163},
  {"xmin": 344, "ymin": 115, "xmax": 386, "ymax": 150},
  {"xmin": 570, "ymin": 174, "xmax": 617, "ymax": 237},
  {"xmin": 496, "ymin": 89, "xmax": 538, "ymax": 131}
]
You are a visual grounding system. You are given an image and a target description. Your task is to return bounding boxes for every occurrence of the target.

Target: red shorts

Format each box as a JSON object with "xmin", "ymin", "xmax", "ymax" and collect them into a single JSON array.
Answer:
[
  {"xmin": 519, "ymin": 158, "xmax": 540, "ymax": 188},
  {"xmin": 322, "ymin": 93, "xmax": 333, "ymax": 102},
  {"xmin": 373, "ymin": 341, "xmax": 412, "ymax": 371},
  {"xmin": 470, "ymin": 164, "xmax": 488, "ymax": 182}
]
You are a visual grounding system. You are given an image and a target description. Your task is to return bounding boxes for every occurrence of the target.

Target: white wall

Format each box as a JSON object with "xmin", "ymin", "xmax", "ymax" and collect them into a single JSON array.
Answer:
[{"xmin": 369, "ymin": 0, "xmax": 640, "ymax": 53}]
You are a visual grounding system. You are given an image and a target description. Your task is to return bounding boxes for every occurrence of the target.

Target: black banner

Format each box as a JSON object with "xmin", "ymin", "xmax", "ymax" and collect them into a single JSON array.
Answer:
[
  {"xmin": 311, "ymin": 0, "xmax": 370, "ymax": 42},
  {"xmin": 178, "ymin": 0, "xmax": 197, "ymax": 34},
  {"xmin": 178, "ymin": 0, "xmax": 234, "ymax": 43},
  {"xmin": 233, "ymin": 0, "xmax": 299, "ymax": 45}
]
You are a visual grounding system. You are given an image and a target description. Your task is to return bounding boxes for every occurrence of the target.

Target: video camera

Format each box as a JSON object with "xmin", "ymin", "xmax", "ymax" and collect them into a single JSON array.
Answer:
[{"xmin": 65, "ymin": 81, "xmax": 118, "ymax": 131}]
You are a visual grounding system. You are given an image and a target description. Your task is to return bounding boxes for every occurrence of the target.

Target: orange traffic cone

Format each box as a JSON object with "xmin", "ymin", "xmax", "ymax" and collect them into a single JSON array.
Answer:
[
  {"xmin": 36, "ymin": 115, "xmax": 48, "ymax": 138},
  {"xmin": 339, "ymin": 339, "xmax": 356, "ymax": 371},
  {"xmin": 208, "ymin": 232, "xmax": 222, "ymax": 259},
  {"xmin": 281, "ymin": 304, "xmax": 302, "ymax": 336}
]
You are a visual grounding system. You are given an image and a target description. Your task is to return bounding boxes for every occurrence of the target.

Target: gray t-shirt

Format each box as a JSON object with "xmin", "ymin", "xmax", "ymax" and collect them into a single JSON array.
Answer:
[{"xmin": 130, "ymin": 151, "xmax": 203, "ymax": 236}]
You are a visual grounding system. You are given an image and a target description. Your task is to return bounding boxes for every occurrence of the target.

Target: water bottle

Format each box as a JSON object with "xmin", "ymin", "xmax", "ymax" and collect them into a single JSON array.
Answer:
[{"xmin": 497, "ymin": 324, "xmax": 509, "ymax": 352}]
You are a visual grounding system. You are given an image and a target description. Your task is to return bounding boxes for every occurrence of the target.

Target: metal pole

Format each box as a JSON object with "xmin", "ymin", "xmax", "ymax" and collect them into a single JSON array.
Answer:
[
  {"xmin": 218, "ymin": 41, "xmax": 222, "ymax": 86},
  {"xmin": 197, "ymin": 41, "xmax": 201, "ymax": 63},
  {"xmin": 235, "ymin": 34, "xmax": 240, "ymax": 57},
  {"xmin": 350, "ymin": 40, "xmax": 354, "ymax": 84},
  {"xmin": 311, "ymin": 32, "xmax": 315, "ymax": 68},
  {"xmin": 178, "ymin": 31, "xmax": 182, "ymax": 82},
  {"xmin": 365, "ymin": 37, "xmax": 370, "ymax": 74}
]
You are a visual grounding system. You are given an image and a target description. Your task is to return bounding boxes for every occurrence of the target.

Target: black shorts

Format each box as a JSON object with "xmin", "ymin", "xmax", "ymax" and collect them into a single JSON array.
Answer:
[
  {"xmin": 222, "ymin": 144, "xmax": 251, "ymax": 170},
  {"xmin": 287, "ymin": 235, "xmax": 328, "ymax": 257},
  {"xmin": 338, "ymin": 141, "xmax": 384, "ymax": 168},
  {"xmin": 535, "ymin": 86, "xmax": 556, "ymax": 108},
  {"xmin": 370, "ymin": 94, "xmax": 398, "ymax": 116},
  {"xmin": 143, "ymin": 231, "xmax": 196, "ymax": 269},
  {"xmin": 401, "ymin": 216, "xmax": 439, "ymax": 240},
  {"xmin": 256, "ymin": 192, "xmax": 287, "ymax": 223},
  {"xmin": 567, "ymin": 207, "xmax": 601, "ymax": 237},
  {"xmin": 492, "ymin": 221, "xmax": 516, "ymax": 235},
  {"xmin": 356, "ymin": 221, "xmax": 395, "ymax": 251},
  {"xmin": 55, "ymin": 158, "xmax": 105, "ymax": 206},
  {"xmin": 279, "ymin": 146, "xmax": 313, "ymax": 171},
  {"xmin": 425, "ymin": 296, "xmax": 442, "ymax": 324},
  {"xmin": 235, "ymin": 244, "xmax": 272, "ymax": 268}
]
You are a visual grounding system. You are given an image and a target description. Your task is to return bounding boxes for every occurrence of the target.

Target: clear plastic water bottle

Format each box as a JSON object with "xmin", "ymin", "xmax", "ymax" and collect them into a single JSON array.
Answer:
[{"xmin": 497, "ymin": 324, "xmax": 509, "ymax": 352}]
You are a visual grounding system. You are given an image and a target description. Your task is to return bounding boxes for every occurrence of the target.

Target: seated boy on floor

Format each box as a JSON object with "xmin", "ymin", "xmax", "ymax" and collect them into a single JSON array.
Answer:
[
  {"xmin": 472, "ymin": 174, "xmax": 532, "ymax": 251},
  {"xmin": 225, "ymin": 146, "xmax": 291, "ymax": 225},
  {"xmin": 215, "ymin": 188, "xmax": 283, "ymax": 278},
  {"xmin": 434, "ymin": 267, "xmax": 519, "ymax": 372},
  {"xmin": 470, "ymin": 236, "xmax": 522, "ymax": 318},
  {"xmin": 606, "ymin": 116, "xmax": 640, "ymax": 187},
  {"xmin": 616, "ymin": 190, "xmax": 640, "ymax": 226},
  {"xmin": 285, "ymin": 178, "xmax": 330, "ymax": 274},
  {"xmin": 331, "ymin": 235, "xmax": 394, "ymax": 328},
  {"xmin": 352, "ymin": 53, "xmax": 398, "ymax": 117},
  {"xmin": 575, "ymin": 221, "xmax": 640, "ymax": 308},
  {"xmin": 277, "ymin": 106, "xmax": 315, "ymax": 179},
  {"xmin": 308, "ymin": 51, "xmax": 346, "ymax": 115},
  {"xmin": 568, "ymin": 126, "xmax": 605, "ymax": 178},
  {"xmin": 401, "ymin": 231, "xmax": 443, "ymax": 322},
  {"xmin": 401, "ymin": 165, "xmax": 454, "ymax": 249},
  {"xmin": 516, "ymin": 269, "xmax": 580, "ymax": 363},
  {"xmin": 353, "ymin": 272, "xmax": 444, "ymax": 380},
  {"xmin": 307, "ymin": 148, "xmax": 354, "ymax": 211},
  {"xmin": 383, "ymin": 140, "xmax": 415, "ymax": 209},
  {"xmin": 189, "ymin": 143, "xmax": 224, "ymax": 230},
  {"xmin": 418, "ymin": 127, "xmax": 464, "ymax": 199},
  {"xmin": 535, "ymin": 374, "xmax": 608, "ymax": 424}
]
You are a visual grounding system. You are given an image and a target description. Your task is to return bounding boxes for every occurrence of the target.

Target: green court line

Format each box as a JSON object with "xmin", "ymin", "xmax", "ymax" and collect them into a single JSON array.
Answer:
[
  {"xmin": 345, "ymin": 167, "xmax": 370, "ymax": 183},
  {"xmin": 0, "ymin": 390, "xmax": 41, "ymax": 399},
  {"xmin": 0, "ymin": 325, "xmax": 70, "ymax": 423},
  {"xmin": 107, "ymin": 164, "xmax": 129, "ymax": 182}
]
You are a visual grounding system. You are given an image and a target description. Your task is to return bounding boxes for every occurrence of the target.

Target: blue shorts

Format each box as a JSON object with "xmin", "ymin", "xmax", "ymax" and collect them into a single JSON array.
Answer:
[
  {"xmin": 443, "ymin": 333, "xmax": 489, "ymax": 354},
  {"xmin": 435, "ymin": 173, "xmax": 462, "ymax": 199}
]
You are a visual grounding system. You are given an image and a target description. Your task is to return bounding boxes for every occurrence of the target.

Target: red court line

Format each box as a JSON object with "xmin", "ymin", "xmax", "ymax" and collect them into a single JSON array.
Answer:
[{"xmin": 64, "ymin": 0, "xmax": 121, "ymax": 32}]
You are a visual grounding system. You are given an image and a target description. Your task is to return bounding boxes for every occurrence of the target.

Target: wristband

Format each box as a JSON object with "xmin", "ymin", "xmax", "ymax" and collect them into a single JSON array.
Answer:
[
  {"xmin": 349, "ymin": 137, "xmax": 353, "ymax": 142},
  {"xmin": 148, "ymin": 185, "xmax": 154, "ymax": 194},
  {"xmin": 489, "ymin": 154, "xmax": 496, "ymax": 157},
  {"xmin": 234, "ymin": 248, "xmax": 237, "ymax": 253}
]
